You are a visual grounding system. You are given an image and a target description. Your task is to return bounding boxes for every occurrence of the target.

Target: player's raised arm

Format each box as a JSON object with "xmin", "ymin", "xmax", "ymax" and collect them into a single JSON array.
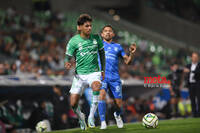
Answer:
[{"xmin": 123, "ymin": 43, "xmax": 137, "ymax": 65}]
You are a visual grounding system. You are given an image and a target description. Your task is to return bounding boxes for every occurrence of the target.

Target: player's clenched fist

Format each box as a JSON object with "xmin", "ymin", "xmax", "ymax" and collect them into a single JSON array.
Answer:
[
  {"xmin": 129, "ymin": 43, "xmax": 136, "ymax": 54},
  {"xmin": 65, "ymin": 62, "xmax": 72, "ymax": 69}
]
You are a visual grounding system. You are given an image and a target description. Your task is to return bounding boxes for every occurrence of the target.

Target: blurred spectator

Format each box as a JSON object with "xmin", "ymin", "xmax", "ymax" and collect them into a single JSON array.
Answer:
[
  {"xmin": 123, "ymin": 97, "xmax": 138, "ymax": 122},
  {"xmin": 0, "ymin": 63, "xmax": 6, "ymax": 75},
  {"xmin": 28, "ymin": 100, "xmax": 49, "ymax": 130},
  {"xmin": 184, "ymin": 52, "xmax": 200, "ymax": 117},
  {"xmin": 168, "ymin": 63, "xmax": 184, "ymax": 117},
  {"xmin": 52, "ymin": 85, "xmax": 70, "ymax": 130}
]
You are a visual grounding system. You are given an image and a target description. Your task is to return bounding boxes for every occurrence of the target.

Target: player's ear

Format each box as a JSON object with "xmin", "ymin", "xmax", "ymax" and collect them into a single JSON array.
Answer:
[
  {"xmin": 112, "ymin": 32, "xmax": 116, "ymax": 37},
  {"xmin": 100, "ymin": 32, "xmax": 103, "ymax": 38},
  {"xmin": 77, "ymin": 25, "xmax": 81, "ymax": 31}
]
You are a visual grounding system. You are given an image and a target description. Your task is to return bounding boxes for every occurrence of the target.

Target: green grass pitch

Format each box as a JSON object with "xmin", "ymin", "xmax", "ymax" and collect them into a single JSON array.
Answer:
[{"xmin": 49, "ymin": 118, "xmax": 200, "ymax": 133}]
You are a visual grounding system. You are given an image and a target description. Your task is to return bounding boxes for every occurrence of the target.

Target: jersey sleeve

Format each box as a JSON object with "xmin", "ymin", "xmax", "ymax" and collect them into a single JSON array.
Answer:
[
  {"xmin": 119, "ymin": 45, "xmax": 126, "ymax": 57},
  {"xmin": 97, "ymin": 35, "xmax": 104, "ymax": 50},
  {"xmin": 65, "ymin": 39, "xmax": 76, "ymax": 56}
]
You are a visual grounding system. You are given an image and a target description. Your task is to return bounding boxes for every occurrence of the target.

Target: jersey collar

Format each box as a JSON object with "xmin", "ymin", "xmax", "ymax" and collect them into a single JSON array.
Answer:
[{"xmin": 103, "ymin": 40, "xmax": 115, "ymax": 45}]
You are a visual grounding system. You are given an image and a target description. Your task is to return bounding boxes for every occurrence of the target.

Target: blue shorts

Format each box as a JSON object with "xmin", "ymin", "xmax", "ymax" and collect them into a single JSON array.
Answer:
[{"xmin": 101, "ymin": 79, "xmax": 122, "ymax": 99}]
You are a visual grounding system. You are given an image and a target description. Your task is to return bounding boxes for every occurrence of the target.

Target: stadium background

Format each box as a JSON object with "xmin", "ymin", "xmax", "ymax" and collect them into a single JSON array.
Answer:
[{"xmin": 0, "ymin": 0, "xmax": 200, "ymax": 132}]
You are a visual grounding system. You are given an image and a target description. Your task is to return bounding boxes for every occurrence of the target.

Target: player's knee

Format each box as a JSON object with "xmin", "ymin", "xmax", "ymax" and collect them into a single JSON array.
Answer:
[
  {"xmin": 91, "ymin": 81, "xmax": 101, "ymax": 91},
  {"xmin": 70, "ymin": 101, "xmax": 76, "ymax": 107},
  {"xmin": 99, "ymin": 90, "xmax": 106, "ymax": 100}
]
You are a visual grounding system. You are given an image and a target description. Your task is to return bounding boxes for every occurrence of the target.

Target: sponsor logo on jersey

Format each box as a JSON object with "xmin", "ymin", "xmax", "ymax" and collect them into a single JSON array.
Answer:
[
  {"xmin": 114, "ymin": 47, "xmax": 118, "ymax": 52},
  {"xmin": 115, "ymin": 86, "xmax": 120, "ymax": 92},
  {"xmin": 93, "ymin": 39, "xmax": 97, "ymax": 44}
]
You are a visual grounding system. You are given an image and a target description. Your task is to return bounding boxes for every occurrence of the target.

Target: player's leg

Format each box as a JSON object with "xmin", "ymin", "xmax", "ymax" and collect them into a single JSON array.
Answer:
[
  {"xmin": 110, "ymin": 81, "xmax": 124, "ymax": 128},
  {"xmin": 189, "ymin": 85, "xmax": 197, "ymax": 117},
  {"xmin": 98, "ymin": 81, "xmax": 108, "ymax": 129},
  {"xmin": 70, "ymin": 94, "xmax": 81, "ymax": 116},
  {"xmin": 70, "ymin": 76, "xmax": 87, "ymax": 130},
  {"xmin": 196, "ymin": 84, "xmax": 200, "ymax": 117},
  {"xmin": 88, "ymin": 72, "xmax": 101, "ymax": 128},
  {"xmin": 114, "ymin": 98, "xmax": 123, "ymax": 116}
]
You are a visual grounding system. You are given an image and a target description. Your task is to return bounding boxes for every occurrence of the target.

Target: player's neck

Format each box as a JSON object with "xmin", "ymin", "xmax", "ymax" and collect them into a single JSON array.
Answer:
[
  {"xmin": 80, "ymin": 32, "xmax": 90, "ymax": 39},
  {"xmin": 192, "ymin": 61, "xmax": 198, "ymax": 64},
  {"xmin": 104, "ymin": 39, "xmax": 112, "ymax": 44}
]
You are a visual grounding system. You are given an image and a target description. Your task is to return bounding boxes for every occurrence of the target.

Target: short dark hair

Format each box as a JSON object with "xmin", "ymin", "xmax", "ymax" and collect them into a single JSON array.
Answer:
[
  {"xmin": 53, "ymin": 85, "xmax": 61, "ymax": 89},
  {"xmin": 192, "ymin": 52, "xmax": 199, "ymax": 56},
  {"xmin": 77, "ymin": 14, "xmax": 92, "ymax": 26},
  {"xmin": 101, "ymin": 24, "xmax": 115, "ymax": 33}
]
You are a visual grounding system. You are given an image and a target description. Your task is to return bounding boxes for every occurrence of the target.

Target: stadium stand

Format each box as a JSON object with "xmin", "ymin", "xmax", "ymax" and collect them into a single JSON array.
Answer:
[
  {"xmin": 0, "ymin": 7, "xmax": 193, "ymax": 132},
  {"xmin": 0, "ymin": 8, "xmax": 190, "ymax": 79}
]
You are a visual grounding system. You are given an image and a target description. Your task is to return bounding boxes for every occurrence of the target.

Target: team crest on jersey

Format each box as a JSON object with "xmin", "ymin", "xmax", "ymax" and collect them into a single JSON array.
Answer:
[
  {"xmin": 78, "ymin": 43, "xmax": 82, "ymax": 46},
  {"xmin": 115, "ymin": 86, "xmax": 120, "ymax": 92},
  {"xmin": 93, "ymin": 39, "xmax": 97, "ymax": 44},
  {"xmin": 114, "ymin": 47, "xmax": 118, "ymax": 52},
  {"xmin": 79, "ymin": 47, "xmax": 83, "ymax": 50}
]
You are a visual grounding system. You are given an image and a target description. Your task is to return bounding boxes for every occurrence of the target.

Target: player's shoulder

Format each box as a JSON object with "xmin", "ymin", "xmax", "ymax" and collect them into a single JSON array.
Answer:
[
  {"xmin": 112, "ymin": 42, "xmax": 123, "ymax": 48},
  {"xmin": 69, "ymin": 34, "xmax": 80, "ymax": 41},
  {"xmin": 67, "ymin": 35, "xmax": 80, "ymax": 46},
  {"xmin": 90, "ymin": 34, "xmax": 100, "ymax": 39}
]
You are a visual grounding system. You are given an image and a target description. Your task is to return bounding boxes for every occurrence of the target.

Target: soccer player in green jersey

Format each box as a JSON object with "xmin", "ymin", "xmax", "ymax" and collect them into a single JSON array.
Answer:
[{"xmin": 64, "ymin": 14, "xmax": 105, "ymax": 130}]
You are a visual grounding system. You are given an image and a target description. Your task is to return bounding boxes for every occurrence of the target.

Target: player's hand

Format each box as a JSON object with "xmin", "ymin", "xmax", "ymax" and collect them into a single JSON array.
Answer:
[
  {"xmin": 129, "ymin": 43, "xmax": 136, "ymax": 54},
  {"xmin": 65, "ymin": 62, "xmax": 72, "ymax": 69},
  {"xmin": 101, "ymin": 71, "xmax": 105, "ymax": 81},
  {"xmin": 183, "ymin": 68, "xmax": 190, "ymax": 73}
]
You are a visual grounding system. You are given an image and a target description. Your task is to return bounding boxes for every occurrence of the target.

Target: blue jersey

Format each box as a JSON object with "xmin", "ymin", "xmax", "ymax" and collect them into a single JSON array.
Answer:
[{"xmin": 103, "ymin": 41, "xmax": 125, "ymax": 81}]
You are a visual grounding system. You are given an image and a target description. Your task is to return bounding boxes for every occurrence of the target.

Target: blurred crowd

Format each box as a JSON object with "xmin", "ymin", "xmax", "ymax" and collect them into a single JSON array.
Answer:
[
  {"xmin": 0, "ymin": 85, "xmax": 79, "ymax": 133},
  {"xmin": 0, "ymin": 85, "xmax": 192, "ymax": 132},
  {"xmin": 147, "ymin": 0, "xmax": 200, "ymax": 24},
  {"xmin": 0, "ymin": 7, "xmax": 74, "ymax": 77},
  {"xmin": 0, "ymin": 7, "xmax": 191, "ymax": 80},
  {"xmin": 0, "ymin": 7, "xmax": 195, "ymax": 133}
]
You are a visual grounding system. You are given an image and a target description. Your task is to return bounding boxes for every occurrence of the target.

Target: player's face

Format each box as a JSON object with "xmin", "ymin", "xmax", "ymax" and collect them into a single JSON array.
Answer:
[
  {"xmin": 191, "ymin": 53, "xmax": 199, "ymax": 63},
  {"xmin": 171, "ymin": 64, "xmax": 178, "ymax": 71},
  {"xmin": 101, "ymin": 27, "xmax": 115, "ymax": 42},
  {"xmin": 79, "ymin": 21, "xmax": 92, "ymax": 36}
]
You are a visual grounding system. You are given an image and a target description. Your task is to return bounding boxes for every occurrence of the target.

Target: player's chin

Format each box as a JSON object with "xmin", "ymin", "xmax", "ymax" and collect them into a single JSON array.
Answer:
[
  {"xmin": 87, "ymin": 30, "xmax": 92, "ymax": 34},
  {"xmin": 105, "ymin": 38, "xmax": 112, "ymax": 42}
]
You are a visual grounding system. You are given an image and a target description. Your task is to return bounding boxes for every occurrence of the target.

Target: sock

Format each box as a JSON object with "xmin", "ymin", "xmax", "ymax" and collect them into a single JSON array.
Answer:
[
  {"xmin": 115, "ymin": 105, "xmax": 122, "ymax": 116},
  {"xmin": 89, "ymin": 91, "xmax": 99, "ymax": 119},
  {"xmin": 72, "ymin": 105, "xmax": 82, "ymax": 119},
  {"xmin": 98, "ymin": 100, "xmax": 106, "ymax": 122}
]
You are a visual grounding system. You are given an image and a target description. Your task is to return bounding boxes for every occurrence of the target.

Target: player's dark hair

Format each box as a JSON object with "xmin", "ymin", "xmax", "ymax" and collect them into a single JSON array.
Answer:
[
  {"xmin": 101, "ymin": 24, "xmax": 115, "ymax": 33},
  {"xmin": 192, "ymin": 51, "xmax": 199, "ymax": 56},
  {"xmin": 77, "ymin": 14, "xmax": 92, "ymax": 26}
]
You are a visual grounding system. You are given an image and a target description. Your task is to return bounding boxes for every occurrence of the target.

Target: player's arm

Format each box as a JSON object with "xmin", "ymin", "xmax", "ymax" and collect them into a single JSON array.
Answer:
[
  {"xmin": 123, "ymin": 43, "xmax": 136, "ymax": 65},
  {"xmin": 99, "ymin": 48, "xmax": 105, "ymax": 72},
  {"xmin": 64, "ymin": 54, "xmax": 73, "ymax": 69},
  {"xmin": 97, "ymin": 35, "xmax": 106, "ymax": 80},
  {"xmin": 64, "ymin": 40, "xmax": 75, "ymax": 70}
]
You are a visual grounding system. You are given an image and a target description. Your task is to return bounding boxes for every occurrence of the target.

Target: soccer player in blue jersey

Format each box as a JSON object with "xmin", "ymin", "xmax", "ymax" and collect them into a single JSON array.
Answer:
[{"xmin": 98, "ymin": 25, "xmax": 136, "ymax": 129}]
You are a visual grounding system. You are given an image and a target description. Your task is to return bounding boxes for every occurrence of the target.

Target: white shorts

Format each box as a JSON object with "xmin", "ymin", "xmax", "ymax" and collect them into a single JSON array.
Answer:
[{"xmin": 70, "ymin": 72, "xmax": 101, "ymax": 95}]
